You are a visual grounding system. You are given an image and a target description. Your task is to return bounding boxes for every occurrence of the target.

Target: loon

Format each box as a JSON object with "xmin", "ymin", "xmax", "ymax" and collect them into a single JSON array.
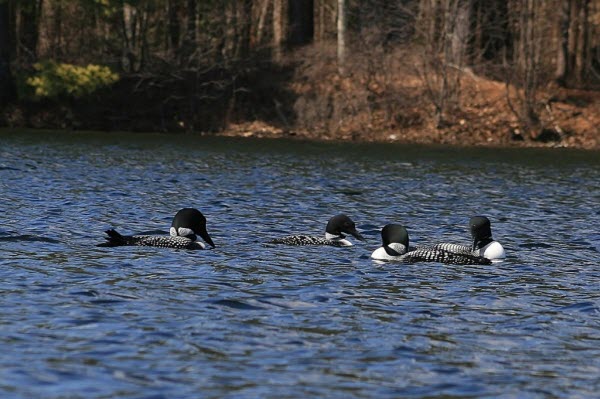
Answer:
[
  {"xmin": 98, "ymin": 208, "xmax": 215, "ymax": 250},
  {"xmin": 432, "ymin": 216, "xmax": 505, "ymax": 260},
  {"xmin": 371, "ymin": 224, "xmax": 491, "ymax": 265},
  {"xmin": 268, "ymin": 214, "xmax": 365, "ymax": 246}
]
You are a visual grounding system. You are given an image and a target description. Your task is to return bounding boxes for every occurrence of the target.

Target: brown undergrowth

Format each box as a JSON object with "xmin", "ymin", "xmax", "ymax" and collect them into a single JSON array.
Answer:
[
  {"xmin": 3, "ymin": 46, "xmax": 599, "ymax": 149},
  {"xmin": 228, "ymin": 46, "xmax": 599, "ymax": 149}
]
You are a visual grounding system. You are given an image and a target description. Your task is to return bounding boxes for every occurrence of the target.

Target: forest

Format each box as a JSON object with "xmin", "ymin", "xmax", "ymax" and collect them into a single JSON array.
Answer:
[{"xmin": 0, "ymin": 0, "xmax": 599, "ymax": 147}]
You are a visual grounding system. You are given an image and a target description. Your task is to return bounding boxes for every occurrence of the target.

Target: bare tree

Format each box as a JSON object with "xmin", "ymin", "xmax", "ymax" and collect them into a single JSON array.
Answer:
[
  {"xmin": 179, "ymin": 0, "xmax": 197, "ymax": 65},
  {"xmin": 253, "ymin": 0, "xmax": 271, "ymax": 47},
  {"xmin": 18, "ymin": 0, "xmax": 43, "ymax": 62},
  {"xmin": 573, "ymin": 0, "xmax": 591, "ymax": 83},
  {"xmin": 221, "ymin": 0, "xmax": 252, "ymax": 61},
  {"xmin": 314, "ymin": 0, "xmax": 337, "ymax": 43},
  {"xmin": 415, "ymin": 0, "xmax": 471, "ymax": 128},
  {"xmin": 0, "ymin": 0, "xmax": 15, "ymax": 106},
  {"xmin": 120, "ymin": 2, "xmax": 150, "ymax": 72},
  {"xmin": 470, "ymin": 0, "xmax": 511, "ymax": 65},
  {"xmin": 555, "ymin": 0, "xmax": 571, "ymax": 85},
  {"xmin": 504, "ymin": 0, "xmax": 548, "ymax": 139},
  {"xmin": 167, "ymin": 0, "xmax": 181, "ymax": 54},
  {"xmin": 289, "ymin": 0, "xmax": 313, "ymax": 46},
  {"xmin": 337, "ymin": 0, "xmax": 346, "ymax": 75},
  {"xmin": 272, "ymin": 0, "xmax": 285, "ymax": 62},
  {"xmin": 556, "ymin": 0, "xmax": 594, "ymax": 86}
]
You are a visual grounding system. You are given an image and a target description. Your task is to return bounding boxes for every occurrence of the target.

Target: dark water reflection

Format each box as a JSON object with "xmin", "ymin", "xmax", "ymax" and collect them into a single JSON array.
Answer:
[{"xmin": 1, "ymin": 130, "xmax": 600, "ymax": 398}]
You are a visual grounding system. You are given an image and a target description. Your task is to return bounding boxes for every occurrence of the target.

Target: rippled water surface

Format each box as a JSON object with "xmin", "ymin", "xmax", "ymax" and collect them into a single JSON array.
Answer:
[{"xmin": 1, "ymin": 129, "xmax": 600, "ymax": 398}]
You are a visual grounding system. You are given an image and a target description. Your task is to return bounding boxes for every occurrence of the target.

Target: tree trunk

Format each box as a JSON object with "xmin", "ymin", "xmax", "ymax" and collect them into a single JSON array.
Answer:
[
  {"xmin": 121, "ymin": 3, "xmax": 150, "ymax": 72},
  {"xmin": 180, "ymin": 0, "xmax": 197, "ymax": 64},
  {"xmin": 521, "ymin": 0, "xmax": 541, "ymax": 137},
  {"xmin": 315, "ymin": 0, "xmax": 325, "ymax": 42},
  {"xmin": 167, "ymin": 0, "xmax": 180, "ymax": 54},
  {"xmin": 288, "ymin": 0, "xmax": 313, "ymax": 46},
  {"xmin": 574, "ymin": 0, "xmax": 590, "ymax": 82},
  {"xmin": 52, "ymin": 0, "xmax": 62, "ymax": 58},
  {"xmin": 337, "ymin": 0, "xmax": 346, "ymax": 75},
  {"xmin": 555, "ymin": 0, "xmax": 570, "ymax": 85},
  {"xmin": 567, "ymin": 0, "xmax": 579, "ymax": 75},
  {"xmin": 0, "ymin": 0, "xmax": 15, "ymax": 106},
  {"xmin": 221, "ymin": 1, "xmax": 251, "ymax": 61},
  {"xmin": 18, "ymin": 0, "xmax": 42, "ymax": 62},
  {"xmin": 273, "ymin": 0, "xmax": 284, "ymax": 62},
  {"xmin": 223, "ymin": 2, "xmax": 236, "ymax": 61},
  {"xmin": 236, "ymin": 0, "xmax": 252, "ymax": 58},
  {"xmin": 450, "ymin": 0, "xmax": 470, "ymax": 67},
  {"xmin": 254, "ymin": 0, "xmax": 271, "ymax": 46},
  {"xmin": 470, "ymin": 0, "xmax": 510, "ymax": 62}
]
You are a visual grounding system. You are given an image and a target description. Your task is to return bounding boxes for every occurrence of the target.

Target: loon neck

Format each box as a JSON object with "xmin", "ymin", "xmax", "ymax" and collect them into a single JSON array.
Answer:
[
  {"xmin": 473, "ymin": 237, "xmax": 494, "ymax": 251},
  {"xmin": 170, "ymin": 227, "xmax": 197, "ymax": 241},
  {"xmin": 383, "ymin": 243, "xmax": 407, "ymax": 256},
  {"xmin": 325, "ymin": 232, "xmax": 353, "ymax": 246},
  {"xmin": 325, "ymin": 232, "xmax": 345, "ymax": 241}
]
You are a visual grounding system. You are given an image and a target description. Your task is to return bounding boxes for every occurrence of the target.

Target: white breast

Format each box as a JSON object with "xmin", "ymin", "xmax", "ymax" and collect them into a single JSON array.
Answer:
[
  {"xmin": 371, "ymin": 243, "xmax": 407, "ymax": 260},
  {"xmin": 372, "ymin": 247, "xmax": 394, "ymax": 260},
  {"xmin": 479, "ymin": 241, "xmax": 506, "ymax": 260}
]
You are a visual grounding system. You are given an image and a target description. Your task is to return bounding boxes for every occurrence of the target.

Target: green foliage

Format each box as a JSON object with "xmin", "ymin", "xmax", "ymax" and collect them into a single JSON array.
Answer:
[{"xmin": 25, "ymin": 61, "xmax": 119, "ymax": 99}]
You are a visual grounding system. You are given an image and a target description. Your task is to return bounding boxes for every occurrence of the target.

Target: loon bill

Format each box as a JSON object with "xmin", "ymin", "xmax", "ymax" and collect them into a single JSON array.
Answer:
[
  {"xmin": 432, "ymin": 216, "xmax": 505, "ymax": 260},
  {"xmin": 98, "ymin": 208, "xmax": 215, "ymax": 250},
  {"xmin": 268, "ymin": 214, "xmax": 365, "ymax": 247},
  {"xmin": 371, "ymin": 224, "xmax": 491, "ymax": 265}
]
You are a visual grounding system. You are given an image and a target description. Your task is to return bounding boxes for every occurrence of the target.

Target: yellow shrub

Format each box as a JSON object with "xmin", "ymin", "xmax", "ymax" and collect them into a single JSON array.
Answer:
[{"xmin": 26, "ymin": 62, "xmax": 119, "ymax": 99}]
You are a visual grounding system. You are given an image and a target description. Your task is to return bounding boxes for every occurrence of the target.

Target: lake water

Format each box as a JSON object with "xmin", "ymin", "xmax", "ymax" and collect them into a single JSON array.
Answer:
[{"xmin": 1, "ymin": 129, "xmax": 599, "ymax": 398}]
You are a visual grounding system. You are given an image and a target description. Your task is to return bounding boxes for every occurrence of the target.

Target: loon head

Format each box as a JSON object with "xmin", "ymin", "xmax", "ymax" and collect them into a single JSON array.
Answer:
[
  {"xmin": 380, "ymin": 224, "xmax": 409, "ymax": 256},
  {"xmin": 170, "ymin": 208, "xmax": 215, "ymax": 248},
  {"xmin": 469, "ymin": 216, "xmax": 493, "ymax": 251},
  {"xmin": 325, "ymin": 214, "xmax": 365, "ymax": 241}
]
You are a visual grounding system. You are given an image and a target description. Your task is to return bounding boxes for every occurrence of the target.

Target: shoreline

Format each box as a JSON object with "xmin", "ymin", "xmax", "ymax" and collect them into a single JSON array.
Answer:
[
  {"xmin": 3, "ymin": 57, "xmax": 598, "ymax": 151},
  {"xmin": 220, "ymin": 121, "xmax": 600, "ymax": 151},
  {"xmin": 3, "ymin": 124, "xmax": 599, "ymax": 152}
]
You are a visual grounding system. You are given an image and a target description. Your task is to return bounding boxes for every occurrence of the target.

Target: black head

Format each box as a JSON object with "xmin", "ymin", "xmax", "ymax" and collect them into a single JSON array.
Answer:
[
  {"xmin": 381, "ymin": 224, "xmax": 409, "ymax": 256},
  {"xmin": 171, "ymin": 208, "xmax": 215, "ymax": 248},
  {"xmin": 381, "ymin": 224, "xmax": 409, "ymax": 247},
  {"xmin": 326, "ymin": 214, "xmax": 365, "ymax": 241},
  {"xmin": 469, "ymin": 216, "xmax": 493, "ymax": 251}
]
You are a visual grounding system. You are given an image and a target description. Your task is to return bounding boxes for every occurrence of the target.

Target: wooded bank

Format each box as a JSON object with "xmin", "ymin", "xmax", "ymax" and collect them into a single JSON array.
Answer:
[{"xmin": 0, "ymin": 1, "xmax": 599, "ymax": 148}]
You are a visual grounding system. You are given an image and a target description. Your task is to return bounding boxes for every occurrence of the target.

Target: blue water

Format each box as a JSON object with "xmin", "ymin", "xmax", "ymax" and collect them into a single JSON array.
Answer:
[{"xmin": 1, "ymin": 129, "xmax": 600, "ymax": 398}]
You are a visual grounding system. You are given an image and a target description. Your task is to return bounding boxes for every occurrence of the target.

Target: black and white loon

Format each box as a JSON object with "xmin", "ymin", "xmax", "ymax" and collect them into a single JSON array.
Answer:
[
  {"xmin": 98, "ymin": 208, "xmax": 215, "ymax": 250},
  {"xmin": 432, "ymin": 216, "xmax": 505, "ymax": 260},
  {"xmin": 268, "ymin": 214, "xmax": 365, "ymax": 246},
  {"xmin": 371, "ymin": 224, "xmax": 491, "ymax": 265}
]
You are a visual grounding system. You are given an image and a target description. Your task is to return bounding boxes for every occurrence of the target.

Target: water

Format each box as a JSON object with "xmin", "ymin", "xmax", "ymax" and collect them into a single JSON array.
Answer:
[{"xmin": 1, "ymin": 129, "xmax": 599, "ymax": 398}]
